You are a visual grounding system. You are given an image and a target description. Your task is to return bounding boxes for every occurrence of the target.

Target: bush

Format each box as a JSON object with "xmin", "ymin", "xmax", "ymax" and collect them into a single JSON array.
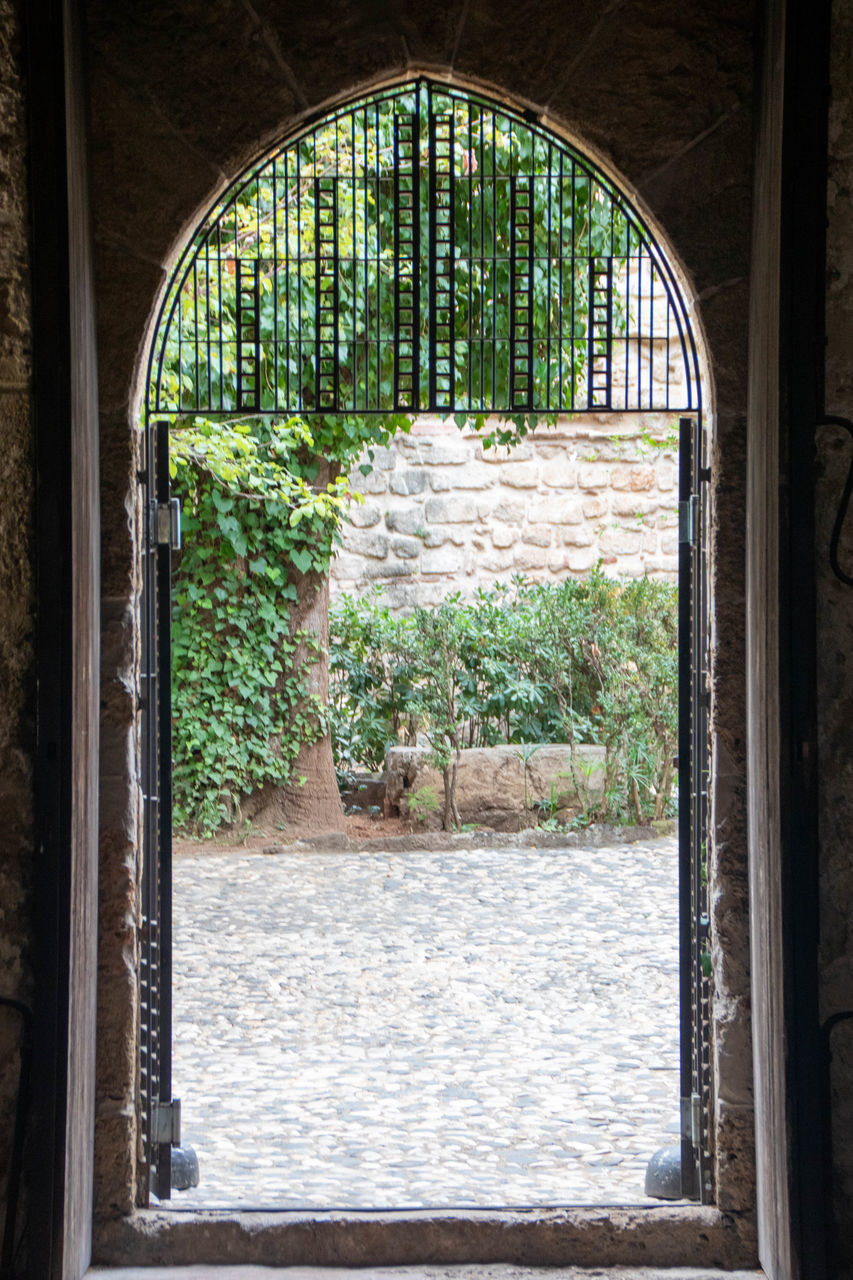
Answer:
[{"xmin": 329, "ymin": 571, "xmax": 678, "ymax": 824}]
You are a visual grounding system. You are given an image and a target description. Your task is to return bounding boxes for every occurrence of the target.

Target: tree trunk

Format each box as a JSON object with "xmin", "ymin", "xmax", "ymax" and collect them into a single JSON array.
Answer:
[
  {"xmin": 441, "ymin": 747, "xmax": 461, "ymax": 831},
  {"xmin": 244, "ymin": 570, "xmax": 344, "ymax": 833}
]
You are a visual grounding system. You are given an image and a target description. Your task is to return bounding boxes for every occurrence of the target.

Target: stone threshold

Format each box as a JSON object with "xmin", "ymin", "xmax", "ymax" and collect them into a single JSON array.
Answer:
[
  {"xmin": 92, "ymin": 1205, "xmax": 758, "ymax": 1272},
  {"xmin": 87, "ymin": 1267, "xmax": 765, "ymax": 1279}
]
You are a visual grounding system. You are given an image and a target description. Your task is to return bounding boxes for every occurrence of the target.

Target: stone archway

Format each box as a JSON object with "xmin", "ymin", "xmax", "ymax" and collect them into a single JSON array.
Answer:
[
  {"xmin": 86, "ymin": 6, "xmax": 756, "ymax": 1265},
  {"xmin": 137, "ymin": 72, "xmax": 710, "ymax": 1209}
]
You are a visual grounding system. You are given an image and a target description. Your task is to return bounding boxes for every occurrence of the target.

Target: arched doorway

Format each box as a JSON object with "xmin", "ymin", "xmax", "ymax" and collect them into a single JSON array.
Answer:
[{"xmin": 140, "ymin": 76, "xmax": 710, "ymax": 1207}]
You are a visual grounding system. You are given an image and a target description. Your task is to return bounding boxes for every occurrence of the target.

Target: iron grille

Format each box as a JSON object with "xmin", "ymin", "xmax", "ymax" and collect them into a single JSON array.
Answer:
[
  {"xmin": 678, "ymin": 415, "xmax": 713, "ymax": 1202},
  {"xmin": 141, "ymin": 77, "xmax": 710, "ymax": 1208},
  {"xmin": 138, "ymin": 420, "xmax": 176, "ymax": 1203},
  {"xmin": 148, "ymin": 80, "xmax": 701, "ymax": 420}
]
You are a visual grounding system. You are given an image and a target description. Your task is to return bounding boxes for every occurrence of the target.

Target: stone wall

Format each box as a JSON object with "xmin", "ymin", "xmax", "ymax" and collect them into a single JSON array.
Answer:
[
  {"xmin": 332, "ymin": 414, "xmax": 679, "ymax": 610},
  {"xmin": 0, "ymin": 0, "xmax": 34, "ymax": 1251},
  {"xmin": 819, "ymin": 0, "xmax": 853, "ymax": 1260}
]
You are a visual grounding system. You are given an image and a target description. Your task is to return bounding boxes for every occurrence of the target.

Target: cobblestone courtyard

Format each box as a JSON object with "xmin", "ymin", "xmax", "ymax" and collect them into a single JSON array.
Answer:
[{"xmin": 161, "ymin": 836, "xmax": 680, "ymax": 1210}]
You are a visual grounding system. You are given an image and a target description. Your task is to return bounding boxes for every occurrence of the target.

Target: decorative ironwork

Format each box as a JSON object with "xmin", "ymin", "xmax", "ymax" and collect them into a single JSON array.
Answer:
[
  {"xmin": 678, "ymin": 414, "xmax": 713, "ymax": 1203},
  {"xmin": 142, "ymin": 77, "xmax": 710, "ymax": 1206},
  {"xmin": 148, "ymin": 80, "xmax": 701, "ymax": 419},
  {"xmin": 139, "ymin": 419, "xmax": 176, "ymax": 1203}
]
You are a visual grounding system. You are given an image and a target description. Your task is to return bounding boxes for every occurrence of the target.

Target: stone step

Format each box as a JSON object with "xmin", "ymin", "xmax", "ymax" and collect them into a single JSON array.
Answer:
[{"xmin": 87, "ymin": 1267, "xmax": 763, "ymax": 1279}]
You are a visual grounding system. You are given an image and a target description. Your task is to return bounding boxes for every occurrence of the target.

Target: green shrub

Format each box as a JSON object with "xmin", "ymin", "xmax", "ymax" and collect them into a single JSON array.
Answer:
[{"xmin": 329, "ymin": 571, "xmax": 678, "ymax": 825}]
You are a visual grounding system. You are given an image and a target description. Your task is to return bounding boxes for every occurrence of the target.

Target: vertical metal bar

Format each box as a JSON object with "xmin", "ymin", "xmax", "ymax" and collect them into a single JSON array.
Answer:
[
  {"xmin": 394, "ymin": 113, "xmax": 418, "ymax": 412},
  {"xmin": 153, "ymin": 418, "xmax": 174, "ymax": 1202},
  {"xmin": 138, "ymin": 416, "xmax": 159, "ymax": 1205},
  {"xmin": 272, "ymin": 162, "xmax": 279, "ymax": 412},
  {"xmin": 429, "ymin": 107, "xmax": 454, "ymax": 410},
  {"xmin": 678, "ymin": 414, "xmax": 699, "ymax": 1203},
  {"xmin": 509, "ymin": 174, "xmax": 534, "ymax": 411},
  {"xmin": 236, "ymin": 258, "xmax": 260, "ymax": 412},
  {"xmin": 314, "ymin": 176, "xmax": 339, "ymax": 410},
  {"xmin": 588, "ymin": 256, "xmax": 612, "ymax": 409}
]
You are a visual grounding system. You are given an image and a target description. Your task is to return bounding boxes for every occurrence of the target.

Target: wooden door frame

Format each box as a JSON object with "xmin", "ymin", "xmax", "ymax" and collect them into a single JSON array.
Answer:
[
  {"xmin": 19, "ymin": 0, "xmax": 835, "ymax": 1275},
  {"xmin": 747, "ymin": 0, "xmax": 830, "ymax": 1275},
  {"xmin": 26, "ymin": 0, "xmax": 101, "ymax": 1276}
]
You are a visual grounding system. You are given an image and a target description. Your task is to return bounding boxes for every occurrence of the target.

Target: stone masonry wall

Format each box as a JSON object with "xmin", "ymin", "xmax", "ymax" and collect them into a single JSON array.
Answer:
[
  {"xmin": 0, "ymin": 0, "xmax": 34, "ymax": 1250},
  {"xmin": 819, "ymin": 0, "xmax": 853, "ymax": 1260},
  {"xmin": 332, "ymin": 414, "xmax": 679, "ymax": 610}
]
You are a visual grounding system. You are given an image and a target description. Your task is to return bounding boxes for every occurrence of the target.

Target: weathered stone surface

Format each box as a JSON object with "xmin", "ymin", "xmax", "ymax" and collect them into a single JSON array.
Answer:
[
  {"xmin": 421, "ymin": 547, "xmax": 462, "ymax": 575},
  {"xmin": 391, "ymin": 536, "xmax": 421, "ymax": 560},
  {"xmin": 385, "ymin": 507, "xmax": 426, "ymax": 536},
  {"xmin": 425, "ymin": 495, "xmax": 477, "ymax": 524},
  {"xmin": 347, "ymin": 502, "xmax": 381, "ymax": 528},
  {"xmin": 390, "ymin": 469, "xmax": 427, "ymax": 496},
  {"xmin": 385, "ymin": 744, "xmax": 606, "ymax": 831},
  {"xmin": 346, "ymin": 529, "xmax": 388, "ymax": 559}
]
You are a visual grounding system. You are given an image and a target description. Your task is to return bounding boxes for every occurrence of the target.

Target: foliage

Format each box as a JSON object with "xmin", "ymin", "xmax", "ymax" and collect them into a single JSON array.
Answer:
[
  {"xmin": 158, "ymin": 83, "xmax": 637, "ymax": 832},
  {"xmin": 329, "ymin": 572, "xmax": 679, "ymax": 826},
  {"xmin": 154, "ymin": 82, "xmax": 631, "ymax": 420}
]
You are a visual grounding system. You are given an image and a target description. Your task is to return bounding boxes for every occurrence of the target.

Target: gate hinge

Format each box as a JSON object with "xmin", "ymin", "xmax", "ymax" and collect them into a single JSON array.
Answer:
[
  {"xmin": 150, "ymin": 498, "xmax": 182, "ymax": 550},
  {"xmin": 691, "ymin": 1092, "xmax": 702, "ymax": 1147},
  {"xmin": 151, "ymin": 1098, "xmax": 181, "ymax": 1146},
  {"xmin": 679, "ymin": 495, "xmax": 698, "ymax": 547}
]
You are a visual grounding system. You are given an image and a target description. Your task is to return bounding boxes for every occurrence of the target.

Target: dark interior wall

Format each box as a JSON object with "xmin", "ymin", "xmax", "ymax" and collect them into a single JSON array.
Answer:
[
  {"xmin": 0, "ymin": 0, "xmax": 35, "ymax": 1257},
  {"xmin": 819, "ymin": 0, "xmax": 853, "ymax": 1265},
  {"xmin": 84, "ymin": 0, "xmax": 758, "ymax": 1222}
]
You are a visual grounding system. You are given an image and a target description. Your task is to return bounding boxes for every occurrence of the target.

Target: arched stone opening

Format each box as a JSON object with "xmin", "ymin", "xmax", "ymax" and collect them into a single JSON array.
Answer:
[
  {"xmin": 87, "ymin": 9, "xmax": 754, "ymax": 1266},
  {"xmin": 135, "ymin": 71, "xmax": 708, "ymax": 1213}
]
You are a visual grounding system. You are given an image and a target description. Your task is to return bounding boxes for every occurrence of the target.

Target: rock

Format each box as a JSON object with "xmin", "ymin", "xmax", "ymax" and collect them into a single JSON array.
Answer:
[
  {"xmin": 170, "ymin": 1144, "xmax": 200, "ymax": 1191},
  {"xmin": 384, "ymin": 744, "xmax": 606, "ymax": 830}
]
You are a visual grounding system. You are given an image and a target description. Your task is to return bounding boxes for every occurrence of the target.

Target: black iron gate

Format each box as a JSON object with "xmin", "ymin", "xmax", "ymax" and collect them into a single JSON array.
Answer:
[
  {"xmin": 141, "ymin": 76, "xmax": 710, "ymax": 1204},
  {"xmin": 139, "ymin": 419, "xmax": 180, "ymax": 1201},
  {"xmin": 678, "ymin": 414, "xmax": 712, "ymax": 1202}
]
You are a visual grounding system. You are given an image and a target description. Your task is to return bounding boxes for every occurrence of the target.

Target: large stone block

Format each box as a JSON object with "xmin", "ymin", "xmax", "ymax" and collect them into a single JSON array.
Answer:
[
  {"xmin": 566, "ymin": 546, "xmax": 598, "ymax": 572},
  {"xmin": 514, "ymin": 545, "xmax": 547, "ymax": 570},
  {"xmin": 352, "ymin": 469, "xmax": 388, "ymax": 495},
  {"xmin": 599, "ymin": 528, "xmax": 641, "ymax": 556},
  {"xmin": 583, "ymin": 495, "xmax": 608, "ymax": 518},
  {"xmin": 529, "ymin": 496, "xmax": 584, "ymax": 525},
  {"xmin": 391, "ymin": 536, "xmax": 421, "ymax": 559},
  {"xmin": 426, "ymin": 442, "xmax": 468, "ymax": 465},
  {"xmin": 521, "ymin": 524, "xmax": 553, "ymax": 547},
  {"xmin": 421, "ymin": 547, "xmax": 462, "ymax": 575},
  {"xmin": 364, "ymin": 559, "xmax": 414, "ymax": 579},
  {"xmin": 540, "ymin": 458, "xmax": 579, "ymax": 488},
  {"xmin": 578, "ymin": 462, "xmax": 610, "ymax": 489},
  {"xmin": 610, "ymin": 464, "xmax": 656, "ymax": 491},
  {"xmin": 386, "ymin": 507, "xmax": 427, "ymax": 536},
  {"xmin": 425, "ymin": 495, "xmax": 477, "ymax": 523},
  {"xmin": 481, "ymin": 549, "xmax": 515, "ymax": 572},
  {"xmin": 390, "ymin": 468, "xmax": 427, "ymax": 496},
  {"xmin": 347, "ymin": 528, "xmax": 389, "ymax": 559},
  {"xmin": 502, "ymin": 461, "xmax": 540, "ymax": 488},
  {"xmin": 561, "ymin": 525, "xmax": 594, "ymax": 547},
  {"xmin": 385, "ymin": 743, "xmax": 606, "ymax": 830},
  {"xmin": 489, "ymin": 498, "xmax": 526, "ymax": 523},
  {"xmin": 479, "ymin": 440, "xmax": 534, "ymax": 463},
  {"xmin": 346, "ymin": 501, "xmax": 381, "ymax": 528},
  {"xmin": 611, "ymin": 492, "xmax": 660, "ymax": 517}
]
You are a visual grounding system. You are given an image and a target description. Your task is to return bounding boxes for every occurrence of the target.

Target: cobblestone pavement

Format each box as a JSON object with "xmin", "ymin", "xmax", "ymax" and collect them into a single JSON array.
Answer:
[{"xmin": 161, "ymin": 836, "xmax": 680, "ymax": 1210}]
